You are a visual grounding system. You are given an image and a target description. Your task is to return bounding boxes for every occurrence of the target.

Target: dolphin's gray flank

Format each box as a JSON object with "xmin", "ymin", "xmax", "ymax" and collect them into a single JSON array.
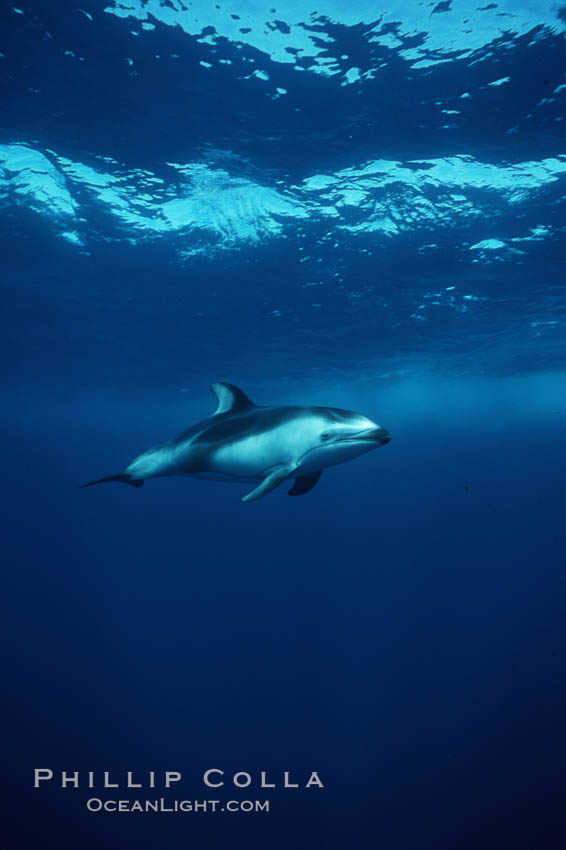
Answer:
[{"xmin": 80, "ymin": 382, "xmax": 390, "ymax": 502}]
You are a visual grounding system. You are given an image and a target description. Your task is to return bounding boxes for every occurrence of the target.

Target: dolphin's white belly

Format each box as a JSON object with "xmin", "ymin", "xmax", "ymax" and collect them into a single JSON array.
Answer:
[{"xmin": 208, "ymin": 426, "xmax": 295, "ymax": 479}]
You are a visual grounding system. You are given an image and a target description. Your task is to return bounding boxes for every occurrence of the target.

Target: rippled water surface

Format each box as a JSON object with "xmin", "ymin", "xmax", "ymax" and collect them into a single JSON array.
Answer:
[{"xmin": 2, "ymin": 0, "xmax": 566, "ymax": 388}]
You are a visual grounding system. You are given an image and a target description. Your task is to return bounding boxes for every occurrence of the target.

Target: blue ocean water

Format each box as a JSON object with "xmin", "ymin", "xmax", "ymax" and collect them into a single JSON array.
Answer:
[{"xmin": 2, "ymin": 1, "xmax": 566, "ymax": 848}]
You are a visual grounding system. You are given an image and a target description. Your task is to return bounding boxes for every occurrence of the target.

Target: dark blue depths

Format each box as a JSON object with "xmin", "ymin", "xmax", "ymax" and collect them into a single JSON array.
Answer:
[{"xmin": 2, "ymin": 1, "xmax": 566, "ymax": 848}]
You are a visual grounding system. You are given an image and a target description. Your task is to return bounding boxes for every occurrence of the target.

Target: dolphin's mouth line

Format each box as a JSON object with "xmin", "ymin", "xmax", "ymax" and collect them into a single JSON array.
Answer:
[
  {"xmin": 336, "ymin": 428, "xmax": 390, "ymax": 445},
  {"xmin": 296, "ymin": 430, "xmax": 390, "ymax": 464}
]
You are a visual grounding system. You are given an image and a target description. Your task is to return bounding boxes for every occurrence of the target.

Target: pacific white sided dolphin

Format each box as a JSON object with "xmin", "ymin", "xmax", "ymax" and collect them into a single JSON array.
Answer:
[{"xmin": 80, "ymin": 382, "xmax": 391, "ymax": 502}]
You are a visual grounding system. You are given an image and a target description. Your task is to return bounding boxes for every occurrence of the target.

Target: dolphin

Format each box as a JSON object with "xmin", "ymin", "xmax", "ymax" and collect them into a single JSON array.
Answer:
[{"xmin": 80, "ymin": 382, "xmax": 391, "ymax": 502}]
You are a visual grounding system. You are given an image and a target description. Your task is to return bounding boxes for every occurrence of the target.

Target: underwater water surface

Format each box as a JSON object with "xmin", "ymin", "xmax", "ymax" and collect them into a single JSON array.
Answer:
[{"xmin": 2, "ymin": 1, "xmax": 566, "ymax": 849}]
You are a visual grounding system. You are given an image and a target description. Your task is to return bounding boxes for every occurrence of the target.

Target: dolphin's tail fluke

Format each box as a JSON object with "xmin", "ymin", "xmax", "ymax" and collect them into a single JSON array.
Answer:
[{"xmin": 80, "ymin": 473, "xmax": 144, "ymax": 489}]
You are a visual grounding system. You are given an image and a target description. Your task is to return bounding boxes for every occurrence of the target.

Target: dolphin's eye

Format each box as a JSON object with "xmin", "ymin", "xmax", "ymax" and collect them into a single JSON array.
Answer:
[{"xmin": 320, "ymin": 433, "xmax": 331, "ymax": 441}]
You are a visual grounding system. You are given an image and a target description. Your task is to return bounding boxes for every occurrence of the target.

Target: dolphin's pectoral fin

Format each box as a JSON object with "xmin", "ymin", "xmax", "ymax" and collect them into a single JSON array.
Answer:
[
  {"xmin": 210, "ymin": 382, "xmax": 255, "ymax": 415},
  {"xmin": 241, "ymin": 466, "xmax": 295, "ymax": 503},
  {"xmin": 287, "ymin": 471, "xmax": 322, "ymax": 497}
]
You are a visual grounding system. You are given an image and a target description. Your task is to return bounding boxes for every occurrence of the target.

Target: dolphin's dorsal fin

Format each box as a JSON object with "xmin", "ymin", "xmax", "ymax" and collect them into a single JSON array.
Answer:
[{"xmin": 210, "ymin": 382, "xmax": 255, "ymax": 415}]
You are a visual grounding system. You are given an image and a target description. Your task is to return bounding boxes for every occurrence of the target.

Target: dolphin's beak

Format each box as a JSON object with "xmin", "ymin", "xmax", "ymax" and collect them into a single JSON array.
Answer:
[
  {"xmin": 340, "ymin": 427, "xmax": 391, "ymax": 446},
  {"xmin": 361, "ymin": 426, "xmax": 390, "ymax": 446}
]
